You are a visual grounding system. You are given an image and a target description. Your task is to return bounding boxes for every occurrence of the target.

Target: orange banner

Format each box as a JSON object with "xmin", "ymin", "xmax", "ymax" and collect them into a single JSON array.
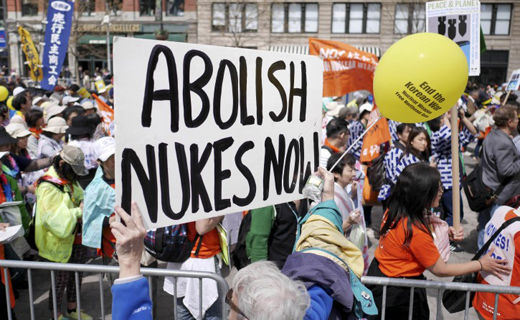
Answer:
[
  {"xmin": 360, "ymin": 107, "xmax": 391, "ymax": 163},
  {"xmin": 309, "ymin": 38, "xmax": 378, "ymax": 97},
  {"xmin": 92, "ymin": 93, "xmax": 114, "ymax": 134}
]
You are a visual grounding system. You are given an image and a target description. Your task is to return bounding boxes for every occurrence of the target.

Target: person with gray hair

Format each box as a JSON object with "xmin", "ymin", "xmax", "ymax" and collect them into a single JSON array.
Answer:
[{"xmin": 228, "ymin": 261, "xmax": 310, "ymax": 320}]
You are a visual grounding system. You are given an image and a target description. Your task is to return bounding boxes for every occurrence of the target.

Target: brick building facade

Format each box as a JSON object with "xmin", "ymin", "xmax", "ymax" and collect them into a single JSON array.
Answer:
[{"xmin": 1, "ymin": 0, "xmax": 519, "ymax": 84}]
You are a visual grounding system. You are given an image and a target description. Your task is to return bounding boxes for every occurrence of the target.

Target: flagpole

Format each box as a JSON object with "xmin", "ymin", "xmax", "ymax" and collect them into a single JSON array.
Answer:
[
  {"xmin": 329, "ymin": 116, "xmax": 382, "ymax": 171},
  {"xmin": 451, "ymin": 105, "xmax": 461, "ymax": 232}
]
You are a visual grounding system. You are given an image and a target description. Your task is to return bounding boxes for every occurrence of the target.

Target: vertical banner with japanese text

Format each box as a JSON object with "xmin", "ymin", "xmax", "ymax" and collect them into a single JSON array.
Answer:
[
  {"xmin": 18, "ymin": 26, "xmax": 43, "ymax": 81},
  {"xmin": 41, "ymin": 0, "xmax": 74, "ymax": 90},
  {"xmin": 309, "ymin": 38, "xmax": 378, "ymax": 97}
]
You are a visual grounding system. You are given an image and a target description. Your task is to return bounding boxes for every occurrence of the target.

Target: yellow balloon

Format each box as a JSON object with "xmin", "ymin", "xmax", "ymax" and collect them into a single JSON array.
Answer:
[
  {"xmin": 0, "ymin": 86, "xmax": 8, "ymax": 102},
  {"xmin": 6, "ymin": 96, "xmax": 13, "ymax": 109},
  {"xmin": 374, "ymin": 33, "xmax": 468, "ymax": 123}
]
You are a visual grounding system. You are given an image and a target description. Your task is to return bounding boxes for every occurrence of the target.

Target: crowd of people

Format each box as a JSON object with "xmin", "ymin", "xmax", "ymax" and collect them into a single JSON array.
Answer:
[{"xmin": 0, "ymin": 73, "xmax": 519, "ymax": 320}]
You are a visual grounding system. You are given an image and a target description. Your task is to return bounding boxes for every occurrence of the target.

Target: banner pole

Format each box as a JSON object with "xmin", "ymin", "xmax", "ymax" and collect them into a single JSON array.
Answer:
[
  {"xmin": 451, "ymin": 105, "xmax": 461, "ymax": 232},
  {"xmin": 329, "ymin": 116, "xmax": 382, "ymax": 171},
  {"xmin": 502, "ymin": 90, "xmax": 511, "ymax": 106}
]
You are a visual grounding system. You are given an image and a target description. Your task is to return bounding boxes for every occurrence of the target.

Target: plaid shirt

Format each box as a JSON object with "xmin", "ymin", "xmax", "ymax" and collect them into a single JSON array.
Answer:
[
  {"xmin": 378, "ymin": 143, "xmax": 405, "ymax": 201},
  {"xmin": 348, "ymin": 120, "xmax": 365, "ymax": 160},
  {"xmin": 430, "ymin": 124, "xmax": 475, "ymax": 189}
]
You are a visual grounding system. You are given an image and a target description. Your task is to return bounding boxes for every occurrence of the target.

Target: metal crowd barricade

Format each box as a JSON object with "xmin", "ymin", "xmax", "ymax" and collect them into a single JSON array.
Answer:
[
  {"xmin": 361, "ymin": 276, "xmax": 520, "ymax": 320},
  {"xmin": 0, "ymin": 259, "xmax": 229, "ymax": 320}
]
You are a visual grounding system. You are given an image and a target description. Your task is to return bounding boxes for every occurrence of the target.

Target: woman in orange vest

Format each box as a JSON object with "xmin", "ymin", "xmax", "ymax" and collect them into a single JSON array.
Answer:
[{"xmin": 0, "ymin": 222, "xmax": 16, "ymax": 319}]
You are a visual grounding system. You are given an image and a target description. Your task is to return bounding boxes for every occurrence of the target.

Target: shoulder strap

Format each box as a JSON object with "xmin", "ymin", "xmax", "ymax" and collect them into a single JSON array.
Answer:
[
  {"xmin": 37, "ymin": 176, "xmax": 66, "ymax": 192},
  {"xmin": 193, "ymin": 234, "xmax": 203, "ymax": 257},
  {"xmin": 474, "ymin": 216, "xmax": 520, "ymax": 260}
]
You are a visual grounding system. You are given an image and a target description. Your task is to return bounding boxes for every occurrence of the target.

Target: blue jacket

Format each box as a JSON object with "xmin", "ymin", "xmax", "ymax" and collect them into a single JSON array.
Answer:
[
  {"xmin": 112, "ymin": 277, "xmax": 152, "ymax": 320},
  {"xmin": 282, "ymin": 251, "xmax": 355, "ymax": 319}
]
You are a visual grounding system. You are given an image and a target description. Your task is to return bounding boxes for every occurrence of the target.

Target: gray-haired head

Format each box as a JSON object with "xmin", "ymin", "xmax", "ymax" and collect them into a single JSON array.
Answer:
[{"xmin": 232, "ymin": 261, "xmax": 310, "ymax": 320}]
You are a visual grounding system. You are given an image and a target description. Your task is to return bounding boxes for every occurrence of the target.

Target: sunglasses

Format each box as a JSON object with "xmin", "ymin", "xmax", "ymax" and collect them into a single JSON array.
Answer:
[{"xmin": 226, "ymin": 288, "xmax": 248, "ymax": 319}]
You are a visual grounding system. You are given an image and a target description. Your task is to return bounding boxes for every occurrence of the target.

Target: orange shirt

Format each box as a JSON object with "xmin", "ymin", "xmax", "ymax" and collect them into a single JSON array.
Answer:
[
  {"xmin": 375, "ymin": 216, "xmax": 440, "ymax": 277},
  {"xmin": 187, "ymin": 222, "xmax": 221, "ymax": 259}
]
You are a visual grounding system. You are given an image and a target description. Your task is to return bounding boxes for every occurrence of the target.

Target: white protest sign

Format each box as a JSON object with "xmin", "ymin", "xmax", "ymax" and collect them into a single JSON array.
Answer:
[
  {"xmin": 114, "ymin": 37, "xmax": 323, "ymax": 229},
  {"xmin": 426, "ymin": 0, "xmax": 480, "ymax": 76},
  {"xmin": 507, "ymin": 69, "xmax": 520, "ymax": 92}
]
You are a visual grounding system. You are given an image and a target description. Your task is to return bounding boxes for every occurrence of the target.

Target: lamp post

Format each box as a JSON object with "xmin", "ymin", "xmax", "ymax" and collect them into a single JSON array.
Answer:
[{"xmin": 102, "ymin": 14, "xmax": 111, "ymax": 73}]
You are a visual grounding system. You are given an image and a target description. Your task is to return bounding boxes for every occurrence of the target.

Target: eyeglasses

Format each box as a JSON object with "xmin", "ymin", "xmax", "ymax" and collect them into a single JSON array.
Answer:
[{"xmin": 226, "ymin": 288, "xmax": 248, "ymax": 319}]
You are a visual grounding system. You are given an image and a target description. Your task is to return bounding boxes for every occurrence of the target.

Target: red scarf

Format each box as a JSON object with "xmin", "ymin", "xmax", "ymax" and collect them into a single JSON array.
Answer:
[
  {"xmin": 29, "ymin": 127, "xmax": 42, "ymax": 139},
  {"xmin": 324, "ymin": 138, "xmax": 340, "ymax": 153}
]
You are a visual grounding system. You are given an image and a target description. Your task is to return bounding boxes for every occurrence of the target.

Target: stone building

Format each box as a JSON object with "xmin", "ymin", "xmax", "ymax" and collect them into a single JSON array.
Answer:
[{"xmin": 196, "ymin": 0, "xmax": 520, "ymax": 84}]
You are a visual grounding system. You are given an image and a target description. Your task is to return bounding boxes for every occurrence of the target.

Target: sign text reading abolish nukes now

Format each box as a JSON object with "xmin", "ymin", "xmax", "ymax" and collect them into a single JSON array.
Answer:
[{"xmin": 114, "ymin": 38, "xmax": 323, "ymax": 229}]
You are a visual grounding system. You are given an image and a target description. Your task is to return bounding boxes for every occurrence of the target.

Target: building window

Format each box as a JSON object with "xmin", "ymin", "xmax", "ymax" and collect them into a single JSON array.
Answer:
[
  {"xmin": 107, "ymin": 0, "xmax": 123, "ymax": 15},
  {"xmin": 140, "ymin": 0, "xmax": 156, "ymax": 16},
  {"xmin": 79, "ymin": 0, "xmax": 96, "ymax": 16},
  {"xmin": 271, "ymin": 3, "xmax": 319, "ymax": 33},
  {"xmin": 481, "ymin": 3, "xmax": 512, "ymax": 35},
  {"xmin": 21, "ymin": 0, "xmax": 39, "ymax": 16},
  {"xmin": 394, "ymin": 3, "xmax": 425, "ymax": 34},
  {"xmin": 166, "ymin": 0, "xmax": 185, "ymax": 16},
  {"xmin": 331, "ymin": 3, "xmax": 381, "ymax": 34},
  {"xmin": 212, "ymin": 3, "xmax": 258, "ymax": 33}
]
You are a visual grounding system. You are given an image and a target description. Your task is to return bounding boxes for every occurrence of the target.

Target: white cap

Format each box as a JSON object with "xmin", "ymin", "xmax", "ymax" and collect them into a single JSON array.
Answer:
[
  {"xmin": 81, "ymin": 100, "xmax": 96, "ymax": 110},
  {"xmin": 43, "ymin": 117, "xmax": 68, "ymax": 134},
  {"xmin": 62, "ymin": 96, "xmax": 80, "ymax": 105},
  {"xmin": 45, "ymin": 104, "xmax": 67, "ymax": 123},
  {"xmin": 33, "ymin": 96, "xmax": 46, "ymax": 106},
  {"xmin": 13, "ymin": 87, "xmax": 25, "ymax": 96},
  {"xmin": 326, "ymin": 102, "xmax": 344, "ymax": 117},
  {"xmin": 359, "ymin": 102, "xmax": 373, "ymax": 114},
  {"xmin": 94, "ymin": 136, "xmax": 115, "ymax": 162},
  {"xmin": 9, "ymin": 116, "xmax": 26, "ymax": 126},
  {"xmin": 5, "ymin": 123, "xmax": 31, "ymax": 138}
]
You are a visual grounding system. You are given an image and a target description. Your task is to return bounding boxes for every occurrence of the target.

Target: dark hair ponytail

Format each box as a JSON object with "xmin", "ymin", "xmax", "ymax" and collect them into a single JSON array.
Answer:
[{"xmin": 380, "ymin": 162, "xmax": 440, "ymax": 247}]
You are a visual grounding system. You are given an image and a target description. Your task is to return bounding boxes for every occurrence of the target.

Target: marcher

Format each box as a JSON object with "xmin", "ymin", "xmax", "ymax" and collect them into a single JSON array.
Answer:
[
  {"xmin": 367, "ymin": 163, "xmax": 510, "ymax": 320},
  {"xmin": 319, "ymin": 117, "xmax": 350, "ymax": 168},
  {"xmin": 347, "ymin": 102, "xmax": 372, "ymax": 160},
  {"xmin": 473, "ymin": 205, "xmax": 520, "ymax": 320},
  {"xmin": 478, "ymin": 105, "xmax": 520, "ymax": 248},
  {"xmin": 35, "ymin": 145, "xmax": 92, "ymax": 320},
  {"xmin": 38, "ymin": 117, "xmax": 67, "ymax": 159},
  {"xmin": 83, "ymin": 137, "xmax": 116, "ymax": 259},
  {"xmin": 378, "ymin": 123, "xmax": 414, "ymax": 204},
  {"xmin": 163, "ymin": 215, "xmax": 225, "ymax": 319}
]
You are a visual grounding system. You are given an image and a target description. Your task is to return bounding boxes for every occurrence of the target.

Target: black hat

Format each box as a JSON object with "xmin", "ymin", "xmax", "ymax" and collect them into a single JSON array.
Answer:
[
  {"xmin": 66, "ymin": 115, "xmax": 92, "ymax": 136},
  {"xmin": 67, "ymin": 84, "xmax": 80, "ymax": 92},
  {"xmin": 0, "ymin": 126, "xmax": 17, "ymax": 146}
]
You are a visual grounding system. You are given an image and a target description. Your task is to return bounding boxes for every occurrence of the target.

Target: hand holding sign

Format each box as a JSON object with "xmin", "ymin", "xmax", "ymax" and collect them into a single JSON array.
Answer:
[{"xmin": 373, "ymin": 33, "xmax": 467, "ymax": 123}]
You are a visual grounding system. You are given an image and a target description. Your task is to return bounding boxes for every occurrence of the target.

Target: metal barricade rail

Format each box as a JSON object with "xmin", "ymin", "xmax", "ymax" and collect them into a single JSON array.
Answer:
[
  {"xmin": 2, "ymin": 259, "xmax": 520, "ymax": 320},
  {"xmin": 361, "ymin": 276, "xmax": 520, "ymax": 320},
  {"xmin": 0, "ymin": 259, "xmax": 229, "ymax": 320}
]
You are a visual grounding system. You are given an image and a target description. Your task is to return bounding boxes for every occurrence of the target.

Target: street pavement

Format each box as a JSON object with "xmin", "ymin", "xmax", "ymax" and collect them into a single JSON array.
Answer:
[{"xmin": 14, "ymin": 149, "xmax": 484, "ymax": 319}]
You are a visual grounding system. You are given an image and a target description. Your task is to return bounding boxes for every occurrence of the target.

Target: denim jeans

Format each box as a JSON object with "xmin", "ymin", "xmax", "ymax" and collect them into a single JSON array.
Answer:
[
  {"xmin": 175, "ymin": 297, "xmax": 222, "ymax": 320},
  {"xmin": 440, "ymin": 188, "xmax": 464, "ymax": 227}
]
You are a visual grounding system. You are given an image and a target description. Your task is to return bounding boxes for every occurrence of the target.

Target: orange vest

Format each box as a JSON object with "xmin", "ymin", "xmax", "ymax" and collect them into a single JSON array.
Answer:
[
  {"xmin": 473, "ymin": 207, "xmax": 520, "ymax": 319},
  {"xmin": 0, "ymin": 244, "xmax": 15, "ymax": 308}
]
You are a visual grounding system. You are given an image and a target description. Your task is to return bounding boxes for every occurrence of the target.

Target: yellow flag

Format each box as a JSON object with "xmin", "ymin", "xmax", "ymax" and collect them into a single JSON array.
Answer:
[{"xmin": 18, "ymin": 26, "xmax": 43, "ymax": 81}]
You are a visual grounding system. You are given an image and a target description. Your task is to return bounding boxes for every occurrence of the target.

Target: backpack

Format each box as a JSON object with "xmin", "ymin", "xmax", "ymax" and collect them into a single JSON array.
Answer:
[
  {"xmin": 144, "ymin": 224, "xmax": 202, "ymax": 263},
  {"xmin": 462, "ymin": 163, "xmax": 506, "ymax": 212},
  {"xmin": 366, "ymin": 151, "xmax": 386, "ymax": 191},
  {"xmin": 232, "ymin": 211, "xmax": 252, "ymax": 270}
]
